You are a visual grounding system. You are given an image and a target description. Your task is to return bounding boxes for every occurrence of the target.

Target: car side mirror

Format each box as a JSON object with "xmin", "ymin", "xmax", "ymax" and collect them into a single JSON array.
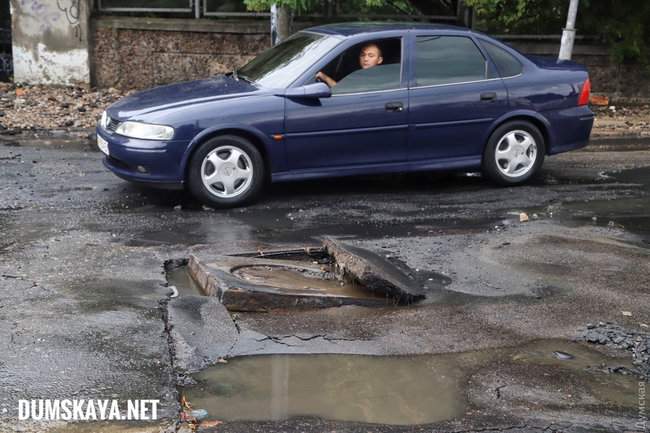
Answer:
[{"xmin": 284, "ymin": 82, "xmax": 331, "ymax": 99}]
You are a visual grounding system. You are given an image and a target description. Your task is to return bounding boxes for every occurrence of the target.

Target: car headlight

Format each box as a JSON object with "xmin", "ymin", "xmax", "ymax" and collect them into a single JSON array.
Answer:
[{"xmin": 114, "ymin": 121, "xmax": 175, "ymax": 140}]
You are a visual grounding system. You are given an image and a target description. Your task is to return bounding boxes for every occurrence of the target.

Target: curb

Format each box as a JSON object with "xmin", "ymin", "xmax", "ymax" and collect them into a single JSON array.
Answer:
[{"xmin": 584, "ymin": 135, "xmax": 650, "ymax": 152}]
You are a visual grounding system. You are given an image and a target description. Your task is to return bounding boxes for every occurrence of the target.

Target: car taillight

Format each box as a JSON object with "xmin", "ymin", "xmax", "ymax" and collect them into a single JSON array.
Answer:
[{"xmin": 578, "ymin": 78, "xmax": 591, "ymax": 106}]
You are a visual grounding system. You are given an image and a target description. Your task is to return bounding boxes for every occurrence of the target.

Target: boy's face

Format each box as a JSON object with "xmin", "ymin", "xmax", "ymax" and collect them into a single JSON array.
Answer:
[{"xmin": 359, "ymin": 45, "xmax": 383, "ymax": 69}]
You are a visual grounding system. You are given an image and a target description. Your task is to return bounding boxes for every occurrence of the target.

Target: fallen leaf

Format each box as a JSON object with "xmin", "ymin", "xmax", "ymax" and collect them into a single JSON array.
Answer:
[
  {"xmin": 181, "ymin": 394, "xmax": 193, "ymax": 410},
  {"xmin": 199, "ymin": 419, "xmax": 224, "ymax": 430}
]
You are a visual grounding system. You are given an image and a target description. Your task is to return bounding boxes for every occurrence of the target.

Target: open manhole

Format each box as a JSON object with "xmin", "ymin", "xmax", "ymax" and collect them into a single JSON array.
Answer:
[
  {"xmin": 231, "ymin": 264, "xmax": 379, "ymax": 300},
  {"xmin": 176, "ymin": 238, "xmax": 428, "ymax": 311},
  {"xmin": 181, "ymin": 339, "xmax": 641, "ymax": 426}
]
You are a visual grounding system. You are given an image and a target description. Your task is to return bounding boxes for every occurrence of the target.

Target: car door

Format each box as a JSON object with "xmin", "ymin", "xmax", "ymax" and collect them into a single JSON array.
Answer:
[
  {"xmin": 408, "ymin": 33, "xmax": 509, "ymax": 162},
  {"xmin": 284, "ymin": 37, "xmax": 409, "ymax": 171}
]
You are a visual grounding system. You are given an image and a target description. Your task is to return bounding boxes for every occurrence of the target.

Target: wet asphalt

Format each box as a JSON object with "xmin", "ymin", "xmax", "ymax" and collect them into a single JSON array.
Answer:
[{"xmin": 1, "ymin": 139, "xmax": 649, "ymax": 433}]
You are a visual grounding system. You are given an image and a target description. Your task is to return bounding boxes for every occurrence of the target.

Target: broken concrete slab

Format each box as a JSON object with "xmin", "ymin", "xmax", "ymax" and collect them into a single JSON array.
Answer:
[
  {"xmin": 166, "ymin": 295, "xmax": 239, "ymax": 373},
  {"xmin": 323, "ymin": 237, "xmax": 426, "ymax": 303},
  {"xmin": 188, "ymin": 254, "xmax": 394, "ymax": 312}
]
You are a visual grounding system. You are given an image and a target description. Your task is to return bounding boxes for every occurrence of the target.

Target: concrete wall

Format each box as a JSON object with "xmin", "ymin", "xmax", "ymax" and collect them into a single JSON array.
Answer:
[
  {"xmin": 92, "ymin": 17, "xmax": 269, "ymax": 90},
  {"xmin": 10, "ymin": 0, "xmax": 91, "ymax": 86}
]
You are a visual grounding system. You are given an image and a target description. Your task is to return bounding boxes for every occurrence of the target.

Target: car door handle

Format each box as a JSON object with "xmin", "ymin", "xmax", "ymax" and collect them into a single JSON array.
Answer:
[
  {"xmin": 480, "ymin": 92, "xmax": 497, "ymax": 101},
  {"xmin": 385, "ymin": 102, "xmax": 404, "ymax": 112}
]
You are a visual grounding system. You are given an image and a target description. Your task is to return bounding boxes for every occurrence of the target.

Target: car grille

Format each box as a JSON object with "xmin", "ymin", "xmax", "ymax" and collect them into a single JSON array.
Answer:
[{"xmin": 106, "ymin": 116, "xmax": 121, "ymax": 132}]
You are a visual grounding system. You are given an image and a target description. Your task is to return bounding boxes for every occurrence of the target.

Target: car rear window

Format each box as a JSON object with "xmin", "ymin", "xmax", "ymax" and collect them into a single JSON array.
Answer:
[
  {"xmin": 480, "ymin": 40, "xmax": 523, "ymax": 78},
  {"xmin": 414, "ymin": 36, "xmax": 487, "ymax": 87}
]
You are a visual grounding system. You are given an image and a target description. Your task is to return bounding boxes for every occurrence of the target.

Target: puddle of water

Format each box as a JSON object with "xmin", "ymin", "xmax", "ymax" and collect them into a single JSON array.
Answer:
[
  {"xmin": 525, "ymin": 167, "xmax": 650, "ymax": 243},
  {"xmin": 182, "ymin": 339, "xmax": 640, "ymax": 426},
  {"xmin": 232, "ymin": 264, "xmax": 386, "ymax": 300},
  {"xmin": 613, "ymin": 166, "xmax": 650, "ymax": 190},
  {"xmin": 166, "ymin": 265, "xmax": 204, "ymax": 297},
  {"xmin": 508, "ymin": 340, "xmax": 640, "ymax": 408},
  {"xmin": 53, "ymin": 421, "xmax": 161, "ymax": 433},
  {"xmin": 184, "ymin": 353, "xmax": 467, "ymax": 425},
  {"xmin": 560, "ymin": 197, "xmax": 650, "ymax": 240}
]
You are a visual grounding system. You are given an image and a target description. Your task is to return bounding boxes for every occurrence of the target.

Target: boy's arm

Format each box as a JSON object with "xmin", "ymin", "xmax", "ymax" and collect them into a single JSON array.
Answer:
[{"xmin": 316, "ymin": 71, "xmax": 337, "ymax": 88}]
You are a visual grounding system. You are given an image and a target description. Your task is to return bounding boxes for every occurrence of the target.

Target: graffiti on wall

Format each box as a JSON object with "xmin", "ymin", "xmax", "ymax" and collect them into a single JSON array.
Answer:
[
  {"xmin": 16, "ymin": 0, "xmax": 83, "ymax": 42},
  {"xmin": 56, "ymin": 0, "xmax": 82, "ymax": 42}
]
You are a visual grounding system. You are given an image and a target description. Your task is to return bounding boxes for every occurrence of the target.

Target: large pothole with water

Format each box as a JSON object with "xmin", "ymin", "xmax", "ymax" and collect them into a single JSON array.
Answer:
[{"xmin": 180, "ymin": 339, "xmax": 642, "ymax": 426}]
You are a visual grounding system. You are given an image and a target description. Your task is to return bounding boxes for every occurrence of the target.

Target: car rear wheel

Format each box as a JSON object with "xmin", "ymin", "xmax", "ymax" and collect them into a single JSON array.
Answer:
[
  {"xmin": 187, "ymin": 135, "xmax": 265, "ymax": 208},
  {"xmin": 482, "ymin": 121, "xmax": 545, "ymax": 185}
]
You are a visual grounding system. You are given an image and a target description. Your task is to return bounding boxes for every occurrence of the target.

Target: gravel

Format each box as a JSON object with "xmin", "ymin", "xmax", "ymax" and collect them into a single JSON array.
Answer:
[
  {"xmin": 0, "ymin": 82, "xmax": 127, "ymax": 131},
  {"xmin": 591, "ymin": 104, "xmax": 650, "ymax": 138},
  {"xmin": 578, "ymin": 322, "xmax": 650, "ymax": 379}
]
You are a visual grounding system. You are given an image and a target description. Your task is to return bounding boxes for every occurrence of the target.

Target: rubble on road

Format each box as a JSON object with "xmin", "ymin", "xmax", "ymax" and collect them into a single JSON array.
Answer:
[
  {"xmin": 591, "ymin": 104, "xmax": 650, "ymax": 138},
  {"xmin": 0, "ymin": 82, "xmax": 127, "ymax": 131},
  {"xmin": 578, "ymin": 322, "xmax": 650, "ymax": 379}
]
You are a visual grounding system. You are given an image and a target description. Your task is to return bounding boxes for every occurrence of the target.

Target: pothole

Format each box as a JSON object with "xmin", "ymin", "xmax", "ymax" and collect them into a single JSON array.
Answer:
[
  {"xmin": 231, "ymin": 264, "xmax": 381, "ymax": 300},
  {"xmin": 167, "ymin": 238, "xmax": 433, "ymax": 312},
  {"xmin": 180, "ymin": 339, "xmax": 641, "ymax": 426}
]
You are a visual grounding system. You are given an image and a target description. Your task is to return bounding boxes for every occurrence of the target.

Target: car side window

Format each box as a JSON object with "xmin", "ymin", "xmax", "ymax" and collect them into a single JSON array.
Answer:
[
  {"xmin": 479, "ymin": 39, "xmax": 523, "ymax": 78},
  {"xmin": 314, "ymin": 38, "xmax": 402, "ymax": 95},
  {"xmin": 414, "ymin": 36, "xmax": 487, "ymax": 87},
  {"xmin": 333, "ymin": 64, "xmax": 402, "ymax": 94}
]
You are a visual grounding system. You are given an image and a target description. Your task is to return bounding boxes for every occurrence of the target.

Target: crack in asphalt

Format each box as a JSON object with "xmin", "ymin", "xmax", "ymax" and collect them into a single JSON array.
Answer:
[
  {"xmin": 255, "ymin": 333, "xmax": 360, "ymax": 346},
  {"xmin": 224, "ymin": 313, "xmax": 243, "ymax": 357}
]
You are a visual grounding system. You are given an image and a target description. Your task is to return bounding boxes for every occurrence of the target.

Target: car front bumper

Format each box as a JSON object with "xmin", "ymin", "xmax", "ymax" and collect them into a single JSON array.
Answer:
[{"xmin": 97, "ymin": 127, "xmax": 188, "ymax": 186}]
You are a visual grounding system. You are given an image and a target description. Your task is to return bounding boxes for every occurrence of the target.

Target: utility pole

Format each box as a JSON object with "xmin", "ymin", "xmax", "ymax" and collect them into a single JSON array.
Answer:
[
  {"xmin": 270, "ymin": 3, "xmax": 291, "ymax": 46},
  {"xmin": 558, "ymin": 0, "xmax": 579, "ymax": 60}
]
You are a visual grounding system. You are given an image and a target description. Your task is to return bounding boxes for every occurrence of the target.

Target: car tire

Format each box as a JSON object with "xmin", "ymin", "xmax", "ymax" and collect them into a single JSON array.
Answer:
[
  {"xmin": 187, "ymin": 135, "xmax": 265, "ymax": 208},
  {"xmin": 482, "ymin": 120, "xmax": 546, "ymax": 186}
]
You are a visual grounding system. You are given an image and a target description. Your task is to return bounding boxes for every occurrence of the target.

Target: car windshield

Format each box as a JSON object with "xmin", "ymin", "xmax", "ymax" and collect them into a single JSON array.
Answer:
[{"xmin": 237, "ymin": 32, "xmax": 341, "ymax": 89}]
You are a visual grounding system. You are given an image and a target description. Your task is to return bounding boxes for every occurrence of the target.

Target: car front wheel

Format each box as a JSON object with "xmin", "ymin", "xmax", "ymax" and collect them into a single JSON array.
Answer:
[
  {"xmin": 482, "ymin": 121, "xmax": 545, "ymax": 185},
  {"xmin": 187, "ymin": 135, "xmax": 265, "ymax": 208}
]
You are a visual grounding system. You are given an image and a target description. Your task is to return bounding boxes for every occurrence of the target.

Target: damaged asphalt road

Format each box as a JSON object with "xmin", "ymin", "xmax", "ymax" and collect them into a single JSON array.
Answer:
[{"xmin": 0, "ymin": 141, "xmax": 649, "ymax": 432}]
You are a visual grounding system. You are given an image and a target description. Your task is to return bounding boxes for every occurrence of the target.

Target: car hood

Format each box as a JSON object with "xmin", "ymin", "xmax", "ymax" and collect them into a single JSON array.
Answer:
[{"xmin": 107, "ymin": 75, "xmax": 263, "ymax": 120}]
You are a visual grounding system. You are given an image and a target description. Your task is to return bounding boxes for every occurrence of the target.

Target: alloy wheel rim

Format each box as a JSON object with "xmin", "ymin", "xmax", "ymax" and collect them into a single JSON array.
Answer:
[
  {"xmin": 495, "ymin": 130, "xmax": 537, "ymax": 178},
  {"xmin": 201, "ymin": 145, "xmax": 254, "ymax": 199}
]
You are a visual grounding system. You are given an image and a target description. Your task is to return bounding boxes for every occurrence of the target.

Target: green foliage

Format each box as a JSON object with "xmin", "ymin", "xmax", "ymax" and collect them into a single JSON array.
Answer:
[
  {"xmin": 243, "ymin": 0, "xmax": 419, "ymax": 15},
  {"xmin": 465, "ymin": 0, "xmax": 650, "ymax": 65}
]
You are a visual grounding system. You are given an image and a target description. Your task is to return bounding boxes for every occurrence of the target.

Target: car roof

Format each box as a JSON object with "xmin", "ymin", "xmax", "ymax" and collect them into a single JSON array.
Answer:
[{"xmin": 305, "ymin": 22, "xmax": 470, "ymax": 37}]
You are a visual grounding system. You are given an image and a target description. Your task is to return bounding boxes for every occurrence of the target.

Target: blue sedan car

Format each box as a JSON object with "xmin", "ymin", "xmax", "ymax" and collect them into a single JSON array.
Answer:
[{"xmin": 97, "ymin": 22, "xmax": 593, "ymax": 208}]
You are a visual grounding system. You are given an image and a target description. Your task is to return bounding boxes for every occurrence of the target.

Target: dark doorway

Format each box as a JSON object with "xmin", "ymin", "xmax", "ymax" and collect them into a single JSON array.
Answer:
[{"xmin": 0, "ymin": 0, "xmax": 12, "ymax": 82}]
